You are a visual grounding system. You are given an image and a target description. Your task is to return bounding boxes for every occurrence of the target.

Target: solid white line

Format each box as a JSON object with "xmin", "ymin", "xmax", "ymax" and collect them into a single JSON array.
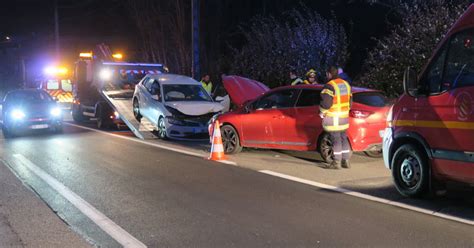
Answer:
[
  {"xmin": 259, "ymin": 170, "xmax": 474, "ymax": 226},
  {"xmin": 12, "ymin": 154, "xmax": 147, "ymax": 248},
  {"xmin": 65, "ymin": 122, "xmax": 238, "ymax": 166}
]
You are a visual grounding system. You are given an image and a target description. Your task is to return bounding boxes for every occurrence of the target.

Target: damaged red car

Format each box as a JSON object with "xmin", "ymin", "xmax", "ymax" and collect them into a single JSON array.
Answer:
[{"xmin": 210, "ymin": 76, "xmax": 391, "ymax": 162}]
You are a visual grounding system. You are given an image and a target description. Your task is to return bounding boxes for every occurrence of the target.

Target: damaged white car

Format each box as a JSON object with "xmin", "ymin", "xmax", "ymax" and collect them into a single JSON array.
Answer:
[{"xmin": 132, "ymin": 74, "xmax": 224, "ymax": 139}]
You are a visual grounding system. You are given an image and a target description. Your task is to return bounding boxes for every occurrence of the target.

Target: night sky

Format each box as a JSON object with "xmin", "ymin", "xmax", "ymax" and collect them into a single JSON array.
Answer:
[{"xmin": 0, "ymin": 0, "xmax": 393, "ymax": 79}]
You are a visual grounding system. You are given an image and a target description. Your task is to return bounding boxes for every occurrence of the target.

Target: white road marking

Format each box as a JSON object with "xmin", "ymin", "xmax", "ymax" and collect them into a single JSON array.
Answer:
[
  {"xmin": 64, "ymin": 122, "xmax": 237, "ymax": 166},
  {"xmin": 12, "ymin": 154, "xmax": 147, "ymax": 248},
  {"xmin": 259, "ymin": 170, "xmax": 474, "ymax": 226}
]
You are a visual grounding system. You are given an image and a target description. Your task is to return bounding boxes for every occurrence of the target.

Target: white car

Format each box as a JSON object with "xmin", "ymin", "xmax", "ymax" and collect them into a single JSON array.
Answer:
[{"xmin": 132, "ymin": 74, "xmax": 224, "ymax": 139}]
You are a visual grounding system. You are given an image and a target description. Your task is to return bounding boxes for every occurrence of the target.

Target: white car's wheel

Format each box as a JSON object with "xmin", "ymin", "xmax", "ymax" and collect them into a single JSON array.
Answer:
[
  {"xmin": 133, "ymin": 99, "xmax": 142, "ymax": 122},
  {"xmin": 157, "ymin": 117, "xmax": 168, "ymax": 140}
]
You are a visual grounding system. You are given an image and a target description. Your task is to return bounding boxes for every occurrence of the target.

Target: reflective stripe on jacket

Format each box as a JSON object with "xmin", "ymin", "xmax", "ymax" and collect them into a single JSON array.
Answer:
[
  {"xmin": 201, "ymin": 81, "xmax": 213, "ymax": 94},
  {"xmin": 320, "ymin": 78, "xmax": 352, "ymax": 132}
]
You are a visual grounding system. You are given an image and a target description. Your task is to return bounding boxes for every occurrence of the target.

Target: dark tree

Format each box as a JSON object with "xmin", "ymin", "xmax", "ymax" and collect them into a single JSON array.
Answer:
[
  {"xmin": 229, "ymin": 6, "xmax": 348, "ymax": 87},
  {"xmin": 358, "ymin": 0, "xmax": 469, "ymax": 97}
]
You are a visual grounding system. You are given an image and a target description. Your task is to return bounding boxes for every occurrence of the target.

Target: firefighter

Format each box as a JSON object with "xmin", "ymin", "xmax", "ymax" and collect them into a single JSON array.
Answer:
[
  {"xmin": 290, "ymin": 69, "xmax": 304, "ymax": 85},
  {"xmin": 338, "ymin": 67, "xmax": 352, "ymax": 85},
  {"xmin": 201, "ymin": 74, "xmax": 213, "ymax": 96},
  {"xmin": 303, "ymin": 69, "xmax": 318, "ymax": 84},
  {"xmin": 319, "ymin": 66, "xmax": 352, "ymax": 169}
]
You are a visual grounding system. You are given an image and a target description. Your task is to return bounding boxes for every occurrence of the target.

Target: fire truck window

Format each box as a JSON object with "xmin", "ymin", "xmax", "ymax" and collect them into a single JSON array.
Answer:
[
  {"xmin": 443, "ymin": 29, "xmax": 474, "ymax": 89},
  {"xmin": 420, "ymin": 43, "xmax": 448, "ymax": 94},
  {"xmin": 296, "ymin": 90, "xmax": 321, "ymax": 107},
  {"xmin": 61, "ymin": 80, "xmax": 72, "ymax": 92},
  {"xmin": 47, "ymin": 80, "xmax": 59, "ymax": 90}
]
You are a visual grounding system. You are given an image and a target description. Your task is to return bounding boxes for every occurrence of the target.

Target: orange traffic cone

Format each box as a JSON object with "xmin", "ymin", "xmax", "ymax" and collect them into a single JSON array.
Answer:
[{"xmin": 209, "ymin": 120, "xmax": 227, "ymax": 161}]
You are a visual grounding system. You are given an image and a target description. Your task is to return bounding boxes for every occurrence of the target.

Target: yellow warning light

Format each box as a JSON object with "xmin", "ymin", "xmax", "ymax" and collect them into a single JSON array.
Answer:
[
  {"xmin": 44, "ymin": 66, "xmax": 68, "ymax": 75},
  {"xmin": 112, "ymin": 53, "xmax": 123, "ymax": 60},
  {"xmin": 79, "ymin": 52, "xmax": 93, "ymax": 58}
]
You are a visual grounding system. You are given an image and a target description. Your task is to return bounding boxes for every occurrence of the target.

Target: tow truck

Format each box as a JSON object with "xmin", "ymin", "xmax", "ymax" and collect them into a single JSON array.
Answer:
[{"xmin": 72, "ymin": 44, "xmax": 165, "ymax": 139}]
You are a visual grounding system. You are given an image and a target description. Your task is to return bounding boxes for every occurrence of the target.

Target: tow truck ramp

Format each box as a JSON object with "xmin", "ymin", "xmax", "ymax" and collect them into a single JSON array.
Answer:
[{"xmin": 101, "ymin": 90, "xmax": 157, "ymax": 140}]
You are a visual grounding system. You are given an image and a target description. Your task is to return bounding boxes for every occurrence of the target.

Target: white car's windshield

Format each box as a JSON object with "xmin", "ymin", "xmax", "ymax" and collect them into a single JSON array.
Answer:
[{"xmin": 163, "ymin": 84, "xmax": 212, "ymax": 102}]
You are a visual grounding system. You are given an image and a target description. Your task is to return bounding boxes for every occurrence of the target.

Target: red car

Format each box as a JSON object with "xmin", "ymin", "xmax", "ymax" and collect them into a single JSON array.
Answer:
[{"xmin": 211, "ymin": 76, "xmax": 391, "ymax": 162}]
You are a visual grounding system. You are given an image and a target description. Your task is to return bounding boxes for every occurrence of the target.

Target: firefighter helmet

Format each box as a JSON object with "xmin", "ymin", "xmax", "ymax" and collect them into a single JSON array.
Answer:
[{"xmin": 306, "ymin": 69, "xmax": 317, "ymax": 78}]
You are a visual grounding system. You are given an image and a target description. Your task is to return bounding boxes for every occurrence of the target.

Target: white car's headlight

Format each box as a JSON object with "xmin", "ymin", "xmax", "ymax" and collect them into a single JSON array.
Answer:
[
  {"xmin": 11, "ymin": 109, "xmax": 26, "ymax": 120},
  {"xmin": 166, "ymin": 116, "xmax": 185, "ymax": 126},
  {"xmin": 50, "ymin": 107, "xmax": 62, "ymax": 117}
]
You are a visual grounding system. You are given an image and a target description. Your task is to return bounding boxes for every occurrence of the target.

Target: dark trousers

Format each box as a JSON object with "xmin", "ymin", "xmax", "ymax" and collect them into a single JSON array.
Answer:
[{"xmin": 330, "ymin": 131, "xmax": 351, "ymax": 162}]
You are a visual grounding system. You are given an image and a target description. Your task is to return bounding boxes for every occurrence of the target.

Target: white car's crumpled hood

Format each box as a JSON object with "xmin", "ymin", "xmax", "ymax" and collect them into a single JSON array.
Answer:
[{"xmin": 165, "ymin": 101, "xmax": 224, "ymax": 116}]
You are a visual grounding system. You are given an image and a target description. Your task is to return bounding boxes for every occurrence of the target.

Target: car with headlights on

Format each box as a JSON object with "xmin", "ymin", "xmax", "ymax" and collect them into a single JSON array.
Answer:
[
  {"xmin": 209, "ymin": 75, "xmax": 391, "ymax": 163},
  {"xmin": 0, "ymin": 89, "xmax": 63, "ymax": 137},
  {"xmin": 133, "ymin": 74, "xmax": 224, "ymax": 139}
]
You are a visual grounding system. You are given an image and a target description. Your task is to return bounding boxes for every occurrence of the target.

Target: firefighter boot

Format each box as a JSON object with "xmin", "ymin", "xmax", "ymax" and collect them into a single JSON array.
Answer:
[
  {"xmin": 327, "ymin": 160, "xmax": 341, "ymax": 170},
  {"xmin": 341, "ymin": 159, "xmax": 351, "ymax": 169}
]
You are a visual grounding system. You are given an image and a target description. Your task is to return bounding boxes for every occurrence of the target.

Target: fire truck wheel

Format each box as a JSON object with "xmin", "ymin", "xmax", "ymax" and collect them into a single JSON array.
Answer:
[{"xmin": 392, "ymin": 144, "xmax": 429, "ymax": 197}]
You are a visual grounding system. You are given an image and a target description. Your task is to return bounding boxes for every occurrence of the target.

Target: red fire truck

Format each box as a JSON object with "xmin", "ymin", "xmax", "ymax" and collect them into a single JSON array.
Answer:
[
  {"xmin": 39, "ymin": 66, "xmax": 74, "ymax": 108},
  {"xmin": 383, "ymin": 4, "xmax": 474, "ymax": 197}
]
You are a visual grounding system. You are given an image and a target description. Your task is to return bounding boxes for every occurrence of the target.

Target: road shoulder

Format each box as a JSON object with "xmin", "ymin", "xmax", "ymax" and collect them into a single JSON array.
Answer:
[{"xmin": 0, "ymin": 160, "xmax": 90, "ymax": 248}]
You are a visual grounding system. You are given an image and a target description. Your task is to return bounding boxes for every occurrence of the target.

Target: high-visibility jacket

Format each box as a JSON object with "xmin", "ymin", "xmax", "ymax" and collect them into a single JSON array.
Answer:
[
  {"xmin": 320, "ymin": 78, "xmax": 352, "ymax": 132},
  {"xmin": 302, "ymin": 80, "xmax": 312, "ymax": 85},
  {"xmin": 201, "ymin": 81, "xmax": 213, "ymax": 95}
]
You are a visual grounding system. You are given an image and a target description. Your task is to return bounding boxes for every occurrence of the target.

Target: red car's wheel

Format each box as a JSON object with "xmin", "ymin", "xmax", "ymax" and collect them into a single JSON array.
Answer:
[
  {"xmin": 221, "ymin": 125, "xmax": 242, "ymax": 154},
  {"xmin": 318, "ymin": 133, "xmax": 334, "ymax": 163},
  {"xmin": 364, "ymin": 150, "xmax": 383, "ymax": 158}
]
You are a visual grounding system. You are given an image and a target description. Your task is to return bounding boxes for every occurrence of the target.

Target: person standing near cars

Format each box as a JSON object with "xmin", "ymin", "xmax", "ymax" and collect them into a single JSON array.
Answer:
[
  {"xmin": 338, "ymin": 67, "xmax": 352, "ymax": 85},
  {"xmin": 303, "ymin": 69, "xmax": 319, "ymax": 84},
  {"xmin": 319, "ymin": 66, "xmax": 352, "ymax": 169},
  {"xmin": 290, "ymin": 69, "xmax": 304, "ymax": 85},
  {"xmin": 201, "ymin": 74, "xmax": 213, "ymax": 96}
]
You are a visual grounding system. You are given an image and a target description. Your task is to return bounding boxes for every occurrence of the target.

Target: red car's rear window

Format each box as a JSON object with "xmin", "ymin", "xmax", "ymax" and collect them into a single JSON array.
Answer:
[{"xmin": 353, "ymin": 92, "xmax": 388, "ymax": 107}]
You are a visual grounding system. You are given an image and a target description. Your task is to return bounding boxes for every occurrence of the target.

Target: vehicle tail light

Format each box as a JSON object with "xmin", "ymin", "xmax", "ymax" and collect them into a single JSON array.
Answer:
[{"xmin": 350, "ymin": 110, "xmax": 373, "ymax": 119}]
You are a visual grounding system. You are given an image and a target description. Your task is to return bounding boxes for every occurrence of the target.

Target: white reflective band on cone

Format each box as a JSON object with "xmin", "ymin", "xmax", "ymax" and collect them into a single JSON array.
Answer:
[{"xmin": 212, "ymin": 145, "xmax": 224, "ymax": 153}]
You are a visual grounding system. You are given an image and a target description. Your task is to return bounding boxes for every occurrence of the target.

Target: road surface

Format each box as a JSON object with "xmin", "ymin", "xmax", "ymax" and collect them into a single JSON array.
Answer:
[{"xmin": 0, "ymin": 123, "xmax": 473, "ymax": 247}]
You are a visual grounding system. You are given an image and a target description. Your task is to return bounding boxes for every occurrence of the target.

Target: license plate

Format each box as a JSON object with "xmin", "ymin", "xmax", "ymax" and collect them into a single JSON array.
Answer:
[
  {"xmin": 379, "ymin": 130, "xmax": 385, "ymax": 138},
  {"xmin": 31, "ymin": 124, "xmax": 49, "ymax": 129}
]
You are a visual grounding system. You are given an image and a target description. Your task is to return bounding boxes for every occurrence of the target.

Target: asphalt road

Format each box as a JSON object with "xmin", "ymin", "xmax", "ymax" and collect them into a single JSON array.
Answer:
[{"xmin": 1, "ymin": 124, "xmax": 473, "ymax": 247}]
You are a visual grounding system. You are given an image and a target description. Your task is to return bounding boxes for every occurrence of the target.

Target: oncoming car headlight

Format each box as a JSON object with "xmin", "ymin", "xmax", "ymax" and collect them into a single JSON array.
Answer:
[
  {"xmin": 50, "ymin": 107, "xmax": 62, "ymax": 117},
  {"xmin": 11, "ymin": 109, "xmax": 26, "ymax": 120}
]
